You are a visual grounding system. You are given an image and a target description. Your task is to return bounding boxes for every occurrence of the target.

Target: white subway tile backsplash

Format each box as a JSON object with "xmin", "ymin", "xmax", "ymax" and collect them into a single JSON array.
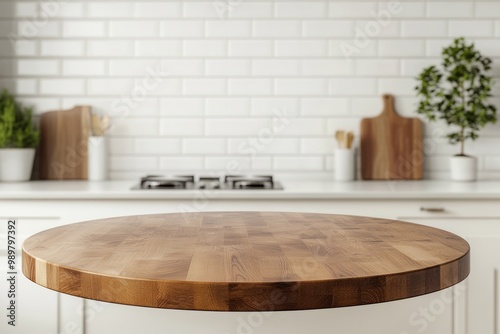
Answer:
[
  {"xmin": 135, "ymin": 41, "xmax": 181, "ymax": 57},
  {"xmin": 301, "ymin": 98, "xmax": 349, "ymax": 116},
  {"xmin": 275, "ymin": 79, "xmax": 327, "ymax": 96},
  {"xmin": 275, "ymin": 2, "xmax": 326, "ymax": 18},
  {"xmin": 18, "ymin": 21, "xmax": 60, "ymax": 38},
  {"xmin": 206, "ymin": 98, "xmax": 250, "ymax": 116},
  {"xmin": 206, "ymin": 119, "xmax": 269, "ymax": 136},
  {"xmin": 160, "ymin": 157, "xmax": 204, "ymax": 170},
  {"xmin": 1, "ymin": 2, "xmax": 36, "ymax": 17},
  {"xmin": 87, "ymin": 78, "xmax": 135, "ymax": 96},
  {"xmin": 88, "ymin": 3, "xmax": 133, "ymax": 18},
  {"xmin": 206, "ymin": 21, "xmax": 251, "ymax": 38},
  {"xmin": 206, "ymin": 60, "xmax": 250, "ymax": 76},
  {"xmin": 183, "ymin": 40, "xmax": 227, "ymax": 57},
  {"xmin": 160, "ymin": 21, "xmax": 204, "ymax": 38},
  {"xmin": 379, "ymin": 78, "xmax": 416, "ymax": 96},
  {"xmin": 228, "ymin": 2, "xmax": 273, "ymax": 18},
  {"xmin": 63, "ymin": 60, "xmax": 105, "ymax": 76},
  {"xmin": 40, "ymin": 79, "xmax": 84, "ymax": 95},
  {"xmin": 427, "ymin": 2, "xmax": 474, "ymax": 18},
  {"xmin": 160, "ymin": 119, "xmax": 204, "ymax": 136},
  {"xmin": 163, "ymin": 60, "xmax": 204, "ymax": 76},
  {"xmin": 475, "ymin": 3, "xmax": 500, "ymax": 18},
  {"xmin": 303, "ymin": 21, "xmax": 353, "ymax": 37},
  {"xmin": 251, "ymin": 157, "xmax": 273, "ymax": 170},
  {"xmin": 351, "ymin": 97, "xmax": 382, "ymax": 117},
  {"xmin": 17, "ymin": 97, "xmax": 60, "ymax": 114},
  {"xmin": 253, "ymin": 60, "xmax": 300, "ymax": 76},
  {"xmin": 228, "ymin": 79, "xmax": 272, "ymax": 95},
  {"xmin": 62, "ymin": 21, "xmax": 106, "ymax": 38},
  {"xmin": 205, "ymin": 156, "xmax": 252, "ymax": 170},
  {"xmin": 135, "ymin": 139, "xmax": 181, "ymax": 154},
  {"xmin": 378, "ymin": 40, "xmax": 425, "ymax": 57},
  {"xmin": 401, "ymin": 59, "xmax": 439, "ymax": 76},
  {"xmin": 279, "ymin": 118, "xmax": 326, "ymax": 136},
  {"xmin": 276, "ymin": 40, "xmax": 327, "ymax": 57},
  {"xmin": 161, "ymin": 98, "xmax": 204, "ymax": 116},
  {"xmin": 110, "ymin": 21, "xmax": 158, "ymax": 38},
  {"xmin": 302, "ymin": 59, "xmax": 353, "ymax": 76},
  {"xmin": 274, "ymin": 156, "xmax": 323, "ymax": 171},
  {"xmin": 184, "ymin": 138, "xmax": 226, "ymax": 154},
  {"xmin": 88, "ymin": 40, "xmax": 133, "ymax": 57},
  {"xmin": 41, "ymin": 40, "xmax": 84, "ymax": 56},
  {"xmin": 355, "ymin": 59, "xmax": 399, "ymax": 76},
  {"xmin": 402, "ymin": 21, "xmax": 447, "ymax": 37},
  {"xmin": 329, "ymin": 39, "xmax": 377, "ymax": 57},
  {"xmin": 2, "ymin": 0, "xmax": 499, "ymax": 179},
  {"xmin": 253, "ymin": 21, "xmax": 301, "ymax": 37},
  {"xmin": 17, "ymin": 60, "xmax": 59, "ymax": 76},
  {"xmin": 184, "ymin": 79, "xmax": 226, "ymax": 95},
  {"xmin": 228, "ymin": 138, "xmax": 299, "ymax": 154},
  {"xmin": 0, "ymin": 40, "xmax": 36, "ymax": 57},
  {"xmin": 329, "ymin": 2, "xmax": 378, "ymax": 18},
  {"xmin": 134, "ymin": 2, "xmax": 181, "ymax": 18},
  {"xmin": 109, "ymin": 59, "xmax": 158, "ymax": 76},
  {"xmin": 381, "ymin": 2, "xmax": 424, "ymax": 18},
  {"xmin": 184, "ymin": 2, "xmax": 221, "ymax": 18},
  {"xmin": 301, "ymin": 138, "xmax": 335, "ymax": 155},
  {"xmin": 251, "ymin": 98, "xmax": 298, "ymax": 116},
  {"xmin": 228, "ymin": 40, "xmax": 273, "ymax": 57},
  {"xmin": 449, "ymin": 20, "xmax": 494, "ymax": 37},
  {"xmin": 330, "ymin": 79, "xmax": 377, "ymax": 96},
  {"xmin": 327, "ymin": 118, "xmax": 361, "ymax": 134},
  {"xmin": 52, "ymin": 2, "xmax": 85, "ymax": 18},
  {"xmin": 111, "ymin": 157, "xmax": 158, "ymax": 171}
]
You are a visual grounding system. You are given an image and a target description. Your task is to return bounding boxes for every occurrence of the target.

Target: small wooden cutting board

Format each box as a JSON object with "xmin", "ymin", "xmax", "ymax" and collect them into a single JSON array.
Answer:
[
  {"xmin": 360, "ymin": 94, "xmax": 423, "ymax": 180},
  {"xmin": 39, "ymin": 106, "xmax": 91, "ymax": 180}
]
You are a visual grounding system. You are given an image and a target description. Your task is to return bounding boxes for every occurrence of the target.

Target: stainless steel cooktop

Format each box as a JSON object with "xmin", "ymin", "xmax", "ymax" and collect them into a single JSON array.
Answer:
[{"xmin": 132, "ymin": 175, "xmax": 284, "ymax": 190}]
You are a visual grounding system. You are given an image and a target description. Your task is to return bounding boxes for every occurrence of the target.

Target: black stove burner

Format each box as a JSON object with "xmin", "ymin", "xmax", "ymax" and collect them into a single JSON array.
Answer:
[{"xmin": 134, "ymin": 175, "xmax": 283, "ymax": 190}]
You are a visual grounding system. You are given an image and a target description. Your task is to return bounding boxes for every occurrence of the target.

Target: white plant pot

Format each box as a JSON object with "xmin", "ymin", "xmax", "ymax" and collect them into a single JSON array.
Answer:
[
  {"xmin": 450, "ymin": 155, "xmax": 477, "ymax": 182},
  {"xmin": 0, "ymin": 148, "xmax": 36, "ymax": 182}
]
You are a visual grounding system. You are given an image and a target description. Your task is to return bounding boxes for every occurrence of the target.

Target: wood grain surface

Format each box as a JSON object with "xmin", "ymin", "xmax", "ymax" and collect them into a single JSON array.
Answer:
[
  {"xmin": 39, "ymin": 106, "xmax": 91, "ymax": 180},
  {"xmin": 360, "ymin": 94, "xmax": 423, "ymax": 180},
  {"xmin": 22, "ymin": 212, "xmax": 469, "ymax": 311}
]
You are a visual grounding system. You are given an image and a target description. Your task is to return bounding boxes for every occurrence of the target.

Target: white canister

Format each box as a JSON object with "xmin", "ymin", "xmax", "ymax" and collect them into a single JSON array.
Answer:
[
  {"xmin": 334, "ymin": 148, "xmax": 356, "ymax": 181},
  {"xmin": 88, "ymin": 136, "xmax": 108, "ymax": 181}
]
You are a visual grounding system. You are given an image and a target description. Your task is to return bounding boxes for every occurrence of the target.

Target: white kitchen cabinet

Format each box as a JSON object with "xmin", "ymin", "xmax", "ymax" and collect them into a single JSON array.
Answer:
[
  {"xmin": 1, "ymin": 197, "xmax": 498, "ymax": 334},
  {"xmin": 0, "ymin": 216, "xmax": 61, "ymax": 334},
  {"xmin": 399, "ymin": 215, "xmax": 500, "ymax": 334}
]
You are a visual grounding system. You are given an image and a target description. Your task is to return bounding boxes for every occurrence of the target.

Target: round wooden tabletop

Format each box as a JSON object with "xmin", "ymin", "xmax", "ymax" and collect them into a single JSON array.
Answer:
[{"xmin": 22, "ymin": 212, "xmax": 470, "ymax": 311}]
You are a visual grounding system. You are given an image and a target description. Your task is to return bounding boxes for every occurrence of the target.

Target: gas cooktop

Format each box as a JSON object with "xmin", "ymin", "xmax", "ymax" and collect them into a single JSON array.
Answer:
[{"xmin": 132, "ymin": 175, "xmax": 284, "ymax": 190}]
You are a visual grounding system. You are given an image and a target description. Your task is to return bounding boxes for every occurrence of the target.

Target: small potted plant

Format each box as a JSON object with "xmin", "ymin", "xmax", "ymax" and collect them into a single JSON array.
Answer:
[
  {"xmin": 415, "ymin": 37, "xmax": 497, "ymax": 181},
  {"xmin": 0, "ymin": 89, "xmax": 40, "ymax": 182}
]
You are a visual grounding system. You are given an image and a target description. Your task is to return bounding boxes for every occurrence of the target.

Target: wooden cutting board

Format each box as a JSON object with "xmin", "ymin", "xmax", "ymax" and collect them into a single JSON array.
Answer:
[
  {"xmin": 39, "ymin": 106, "xmax": 92, "ymax": 180},
  {"xmin": 360, "ymin": 94, "xmax": 423, "ymax": 180}
]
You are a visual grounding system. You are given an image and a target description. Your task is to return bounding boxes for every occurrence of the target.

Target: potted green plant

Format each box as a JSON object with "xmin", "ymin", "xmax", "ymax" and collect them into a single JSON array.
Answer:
[
  {"xmin": 0, "ymin": 89, "xmax": 40, "ymax": 182},
  {"xmin": 415, "ymin": 37, "xmax": 497, "ymax": 181}
]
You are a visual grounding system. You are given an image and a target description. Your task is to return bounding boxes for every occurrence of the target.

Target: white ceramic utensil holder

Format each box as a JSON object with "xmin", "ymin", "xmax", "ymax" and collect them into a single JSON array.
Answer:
[
  {"xmin": 334, "ymin": 148, "xmax": 356, "ymax": 181},
  {"xmin": 88, "ymin": 136, "xmax": 108, "ymax": 181}
]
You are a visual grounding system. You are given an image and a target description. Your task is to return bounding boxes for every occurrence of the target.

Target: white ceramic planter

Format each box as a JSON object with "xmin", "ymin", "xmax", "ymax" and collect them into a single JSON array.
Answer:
[
  {"xmin": 0, "ymin": 148, "xmax": 35, "ymax": 182},
  {"xmin": 450, "ymin": 155, "xmax": 477, "ymax": 182},
  {"xmin": 334, "ymin": 148, "xmax": 356, "ymax": 181}
]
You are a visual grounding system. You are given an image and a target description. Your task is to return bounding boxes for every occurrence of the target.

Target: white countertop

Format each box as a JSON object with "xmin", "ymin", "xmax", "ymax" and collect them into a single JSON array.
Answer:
[{"xmin": 0, "ymin": 180, "xmax": 500, "ymax": 200}]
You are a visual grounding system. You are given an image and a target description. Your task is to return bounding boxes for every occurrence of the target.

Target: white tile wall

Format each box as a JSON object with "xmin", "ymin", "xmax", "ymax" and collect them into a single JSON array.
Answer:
[{"xmin": 1, "ymin": 1, "xmax": 499, "ymax": 180}]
